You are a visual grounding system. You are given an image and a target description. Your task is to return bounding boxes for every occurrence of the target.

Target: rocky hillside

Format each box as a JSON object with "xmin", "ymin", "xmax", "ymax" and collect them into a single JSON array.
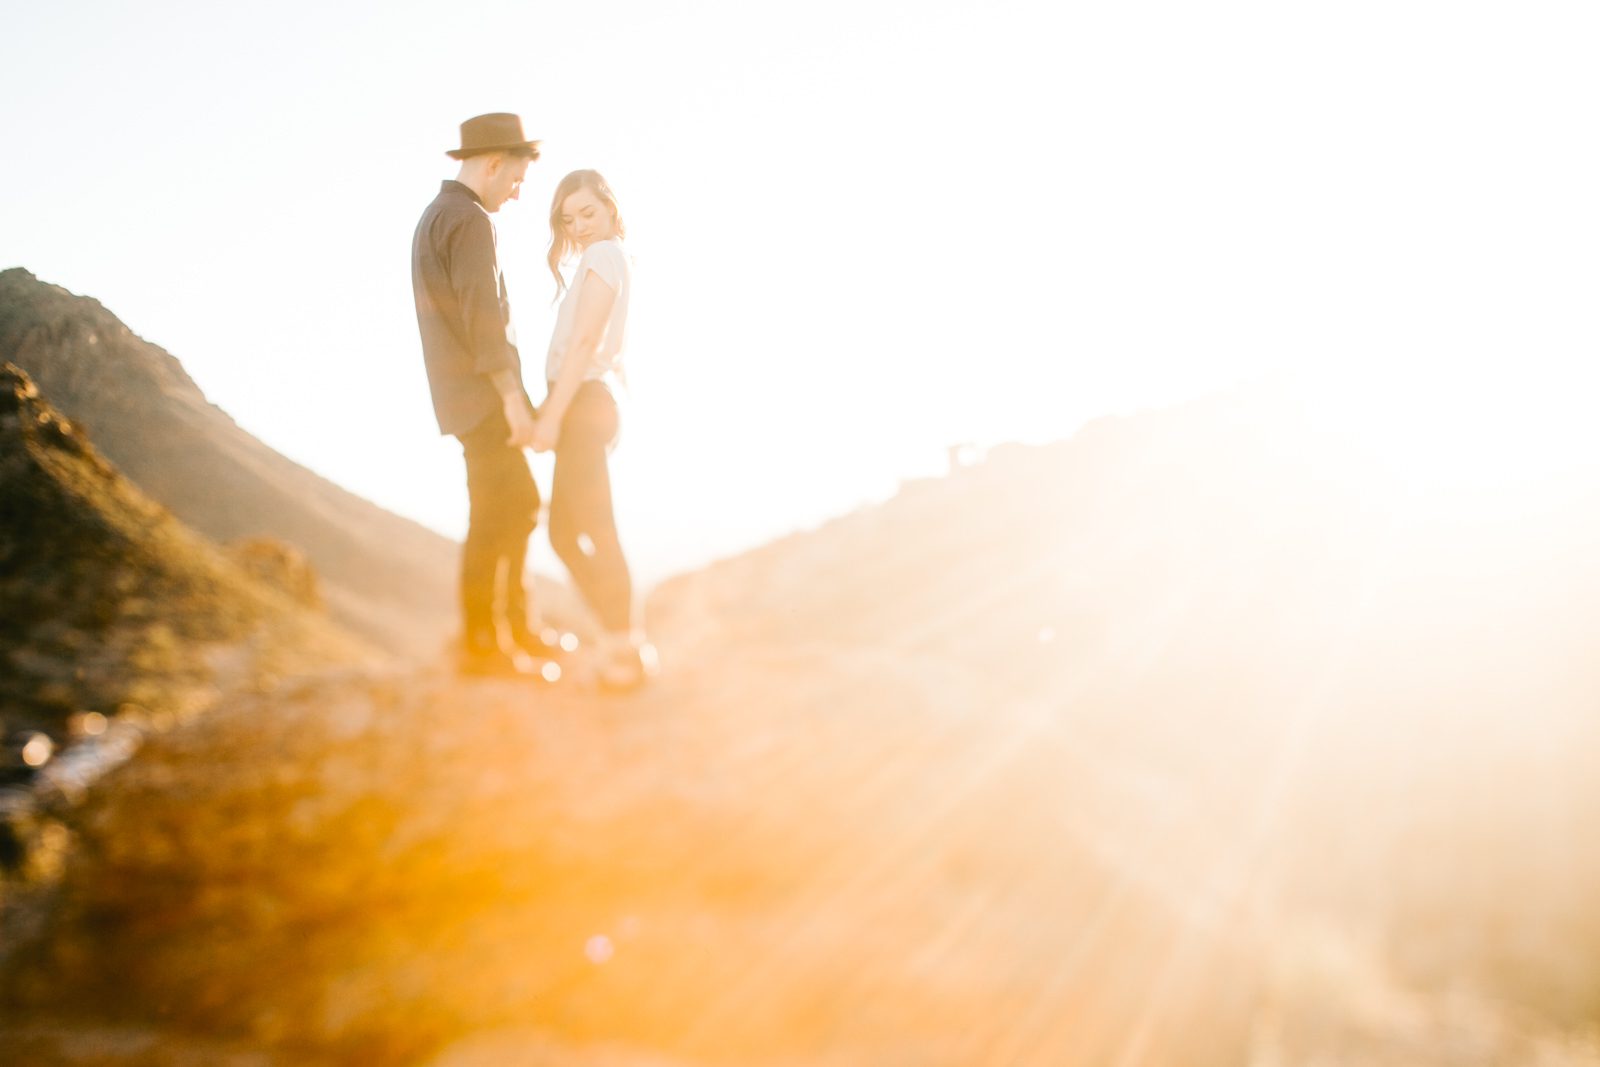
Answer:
[
  {"xmin": 656, "ymin": 385, "xmax": 1600, "ymax": 1044},
  {"xmin": 0, "ymin": 363, "xmax": 374, "ymax": 770},
  {"xmin": 3, "ymin": 384, "xmax": 1598, "ymax": 1065},
  {"xmin": 0, "ymin": 269, "xmax": 456, "ymax": 654}
]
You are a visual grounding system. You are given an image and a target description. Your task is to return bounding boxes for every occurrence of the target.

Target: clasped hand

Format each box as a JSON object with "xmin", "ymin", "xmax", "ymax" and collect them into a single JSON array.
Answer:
[
  {"xmin": 528, "ymin": 410, "xmax": 561, "ymax": 453},
  {"xmin": 503, "ymin": 397, "xmax": 560, "ymax": 453}
]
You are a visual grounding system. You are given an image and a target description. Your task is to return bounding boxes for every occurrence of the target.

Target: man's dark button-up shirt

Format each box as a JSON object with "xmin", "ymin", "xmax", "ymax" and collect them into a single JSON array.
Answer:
[{"xmin": 412, "ymin": 180, "xmax": 526, "ymax": 436}]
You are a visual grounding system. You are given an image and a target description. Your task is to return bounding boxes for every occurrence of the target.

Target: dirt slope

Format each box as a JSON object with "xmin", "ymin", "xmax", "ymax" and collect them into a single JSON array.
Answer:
[{"xmin": 4, "ymin": 386, "xmax": 1598, "ymax": 1065}]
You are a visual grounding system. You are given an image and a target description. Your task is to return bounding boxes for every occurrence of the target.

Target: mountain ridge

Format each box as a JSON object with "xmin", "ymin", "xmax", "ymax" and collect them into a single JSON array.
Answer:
[
  {"xmin": 0, "ymin": 360, "xmax": 374, "ymax": 754},
  {"xmin": 0, "ymin": 268, "xmax": 458, "ymax": 654}
]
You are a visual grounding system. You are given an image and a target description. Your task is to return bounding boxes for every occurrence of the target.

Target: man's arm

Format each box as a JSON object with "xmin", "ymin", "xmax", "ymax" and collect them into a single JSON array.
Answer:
[
  {"xmin": 447, "ymin": 212, "xmax": 516, "ymax": 377},
  {"xmin": 490, "ymin": 368, "xmax": 535, "ymax": 447},
  {"xmin": 447, "ymin": 211, "xmax": 534, "ymax": 446}
]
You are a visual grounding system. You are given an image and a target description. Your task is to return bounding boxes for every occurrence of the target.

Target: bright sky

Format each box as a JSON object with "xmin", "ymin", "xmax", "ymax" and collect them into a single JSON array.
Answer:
[{"xmin": 6, "ymin": 1, "xmax": 1599, "ymax": 584}]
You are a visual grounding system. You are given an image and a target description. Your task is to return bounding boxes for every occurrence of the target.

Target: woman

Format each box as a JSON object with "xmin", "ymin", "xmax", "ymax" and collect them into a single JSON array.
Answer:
[{"xmin": 531, "ymin": 169, "xmax": 654, "ymax": 690}]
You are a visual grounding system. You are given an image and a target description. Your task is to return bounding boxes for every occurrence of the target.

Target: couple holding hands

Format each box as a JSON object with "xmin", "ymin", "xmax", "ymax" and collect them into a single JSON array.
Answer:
[{"xmin": 411, "ymin": 112, "xmax": 652, "ymax": 690}]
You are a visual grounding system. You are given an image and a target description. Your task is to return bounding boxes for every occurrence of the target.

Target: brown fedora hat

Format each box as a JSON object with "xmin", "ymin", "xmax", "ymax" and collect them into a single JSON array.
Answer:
[{"xmin": 446, "ymin": 113, "xmax": 542, "ymax": 160}]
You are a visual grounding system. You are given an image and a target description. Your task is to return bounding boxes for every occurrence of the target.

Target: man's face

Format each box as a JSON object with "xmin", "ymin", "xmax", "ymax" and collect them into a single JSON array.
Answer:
[{"xmin": 484, "ymin": 155, "xmax": 532, "ymax": 213}]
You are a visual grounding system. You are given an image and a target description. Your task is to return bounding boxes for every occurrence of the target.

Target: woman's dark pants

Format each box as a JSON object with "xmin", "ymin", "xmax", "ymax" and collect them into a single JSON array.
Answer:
[{"xmin": 548, "ymin": 381, "xmax": 633, "ymax": 633}]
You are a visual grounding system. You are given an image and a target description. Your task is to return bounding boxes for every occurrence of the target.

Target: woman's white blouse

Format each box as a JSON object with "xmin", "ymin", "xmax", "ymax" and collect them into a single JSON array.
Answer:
[{"xmin": 545, "ymin": 237, "xmax": 630, "ymax": 384}]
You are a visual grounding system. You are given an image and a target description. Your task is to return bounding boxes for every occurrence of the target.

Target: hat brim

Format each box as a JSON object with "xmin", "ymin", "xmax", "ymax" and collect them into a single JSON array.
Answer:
[{"xmin": 446, "ymin": 140, "xmax": 542, "ymax": 160}]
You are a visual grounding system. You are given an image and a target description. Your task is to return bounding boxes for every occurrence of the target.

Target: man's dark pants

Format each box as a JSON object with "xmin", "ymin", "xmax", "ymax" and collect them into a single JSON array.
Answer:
[{"xmin": 457, "ymin": 406, "xmax": 539, "ymax": 647}]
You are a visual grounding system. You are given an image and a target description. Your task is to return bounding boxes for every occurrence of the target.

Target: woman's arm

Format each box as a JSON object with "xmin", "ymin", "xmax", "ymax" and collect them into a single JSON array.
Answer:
[{"xmin": 532, "ymin": 266, "xmax": 617, "ymax": 452}]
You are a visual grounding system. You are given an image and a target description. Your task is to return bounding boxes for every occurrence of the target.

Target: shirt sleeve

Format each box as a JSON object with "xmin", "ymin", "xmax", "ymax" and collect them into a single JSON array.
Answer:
[
  {"xmin": 446, "ymin": 209, "xmax": 514, "ymax": 376},
  {"xmin": 581, "ymin": 241, "xmax": 626, "ymax": 292}
]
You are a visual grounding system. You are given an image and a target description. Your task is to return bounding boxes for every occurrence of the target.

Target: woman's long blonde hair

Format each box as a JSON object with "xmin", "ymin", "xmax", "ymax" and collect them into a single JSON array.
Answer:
[{"xmin": 547, "ymin": 169, "xmax": 626, "ymax": 299}]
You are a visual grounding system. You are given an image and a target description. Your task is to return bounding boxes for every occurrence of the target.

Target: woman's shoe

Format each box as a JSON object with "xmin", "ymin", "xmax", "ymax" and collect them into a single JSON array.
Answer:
[{"xmin": 596, "ymin": 634, "xmax": 659, "ymax": 693}]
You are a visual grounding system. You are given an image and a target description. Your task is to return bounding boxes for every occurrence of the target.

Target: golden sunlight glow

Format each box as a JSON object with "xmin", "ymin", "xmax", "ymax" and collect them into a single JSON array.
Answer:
[
  {"xmin": 1298, "ymin": 358, "xmax": 1597, "ymax": 500},
  {"xmin": 7, "ymin": 3, "xmax": 1600, "ymax": 1064},
  {"xmin": 73, "ymin": 710, "xmax": 109, "ymax": 738},
  {"xmin": 21, "ymin": 732, "xmax": 54, "ymax": 768}
]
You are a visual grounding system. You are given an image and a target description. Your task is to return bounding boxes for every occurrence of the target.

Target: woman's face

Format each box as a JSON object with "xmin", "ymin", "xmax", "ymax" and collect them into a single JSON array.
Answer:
[{"xmin": 559, "ymin": 186, "xmax": 617, "ymax": 248}]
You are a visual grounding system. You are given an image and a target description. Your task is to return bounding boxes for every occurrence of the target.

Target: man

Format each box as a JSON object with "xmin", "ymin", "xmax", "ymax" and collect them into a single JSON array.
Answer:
[{"xmin": 412, "ymin": 112, "xmax": 556, "ymax": 676}]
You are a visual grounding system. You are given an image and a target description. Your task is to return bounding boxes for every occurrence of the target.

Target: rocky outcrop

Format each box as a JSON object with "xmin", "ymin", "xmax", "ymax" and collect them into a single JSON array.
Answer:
[
  {"xmin": 227, "ymin": 537, "xmax": 323, "ymax": 609},
  {"xmin": 0, "ymin": 269, "xmax": 457, "ymax": 654},
  {"xmin": 0, "ymin": 362, "xmax": 370, "ymax": 777}
]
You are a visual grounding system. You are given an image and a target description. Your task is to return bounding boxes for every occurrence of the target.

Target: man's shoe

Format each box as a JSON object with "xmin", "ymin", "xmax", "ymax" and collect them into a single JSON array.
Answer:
[
  {"xmin": 456, "ymin": 639, "xmax": 541, "ymax": 680},
  {"xmin": 508, "ymin": 626, "xmax": 576, "ymax": 661}
]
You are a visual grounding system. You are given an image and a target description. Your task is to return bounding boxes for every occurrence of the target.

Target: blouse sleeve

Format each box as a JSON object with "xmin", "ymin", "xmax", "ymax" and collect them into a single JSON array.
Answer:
[{"xmin": 581, "ymin": 241, "xmax": 626, "ymax": 292}]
